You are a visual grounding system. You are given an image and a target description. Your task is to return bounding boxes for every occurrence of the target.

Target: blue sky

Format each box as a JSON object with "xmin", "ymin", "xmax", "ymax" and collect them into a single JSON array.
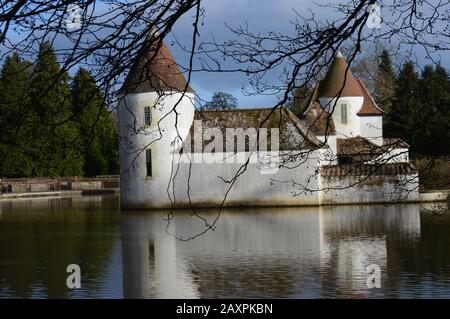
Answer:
[
  {"xmin": 3, "ymin": 0, "xmax": 449, "ymax": 108},
  {"xmin": 166, "ymin": 0, "xmax": 450, "ymax": 107},
  {"xmin": 170, "ymin": 0, "xmax": 320, "ymax": 107}
]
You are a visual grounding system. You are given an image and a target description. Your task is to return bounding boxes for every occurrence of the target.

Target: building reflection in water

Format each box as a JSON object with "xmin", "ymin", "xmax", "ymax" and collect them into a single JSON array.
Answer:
[
  {"xmin": 121, "ymin": 204, "xmax": 421, "ymax": 298},
  {"xmin": 4, "ymin": 196, "xmax": 450, "ymax": 298}
]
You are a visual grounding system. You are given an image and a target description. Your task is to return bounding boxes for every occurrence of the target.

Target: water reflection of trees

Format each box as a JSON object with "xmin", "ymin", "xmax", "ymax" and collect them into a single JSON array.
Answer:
[
  {"xmin": 385, "ymin": 209, "xmax": 450, "ymax": 298},
  {"xmin": 0, "ymin": 196, "xmax": 119, "ymax": 298}
]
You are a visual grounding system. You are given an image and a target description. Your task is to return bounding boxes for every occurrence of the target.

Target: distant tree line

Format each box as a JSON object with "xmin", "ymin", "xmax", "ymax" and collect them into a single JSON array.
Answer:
[{"xmin": 0, "ymin": 42, "xmax": 118, "ymax": 178}]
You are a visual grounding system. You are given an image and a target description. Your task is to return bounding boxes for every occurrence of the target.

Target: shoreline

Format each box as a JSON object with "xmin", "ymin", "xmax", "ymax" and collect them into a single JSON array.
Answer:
[
  {"xmin": 0, "ymin": 188, "xmax": 119, "ymax": 200},
  {"xmin": 0, "ymin": 188, "xmax": 447, "ymax": 206}
]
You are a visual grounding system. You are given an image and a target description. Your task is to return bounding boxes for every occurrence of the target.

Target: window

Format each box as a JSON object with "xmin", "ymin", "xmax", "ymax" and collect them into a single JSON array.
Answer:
[
  {"xmin": 144, "ymin": 106, "xmax": 151, "ymax": 126},
  {"xmin": 338, "ymin": 155, "xmax": 353, "ymax": 165},
  {"xmin": 341, "ymin": 103, "xmax": 348, "ymax": 124},
  {"xmin": 145, "ymin": 149, "xmax": 152, "ymax": 177}
]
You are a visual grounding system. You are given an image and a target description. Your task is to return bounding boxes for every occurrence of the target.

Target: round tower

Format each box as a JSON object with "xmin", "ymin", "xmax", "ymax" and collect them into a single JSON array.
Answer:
[
  {"xmin": 117, "ymin": 35, "xmax": 195, "ymax": 209},
  {"xmin": 317, "ymin": 51, "xmax": 383, "ymax": 145}
]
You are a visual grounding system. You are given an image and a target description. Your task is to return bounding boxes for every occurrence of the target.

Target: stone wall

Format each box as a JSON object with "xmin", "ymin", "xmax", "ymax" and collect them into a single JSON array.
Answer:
[
  {"xmin": 0, "ymin": 177, "xmax": 119, "ymax": 194},
  {"xmin": 319, "ymin": 173, "xmax": 420, "ymax": 205}
]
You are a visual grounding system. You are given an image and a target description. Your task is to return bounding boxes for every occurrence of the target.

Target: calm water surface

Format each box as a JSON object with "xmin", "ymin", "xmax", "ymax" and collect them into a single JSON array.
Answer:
[{"xmin": 0, "ymin": 195, "xmax": 449, "ymax": 298}]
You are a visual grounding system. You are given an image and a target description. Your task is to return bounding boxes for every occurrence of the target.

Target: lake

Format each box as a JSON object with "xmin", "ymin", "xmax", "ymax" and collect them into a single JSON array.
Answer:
[{"xmin": 0, "ymin": 195, "xmax": 449, "ymax": 298}]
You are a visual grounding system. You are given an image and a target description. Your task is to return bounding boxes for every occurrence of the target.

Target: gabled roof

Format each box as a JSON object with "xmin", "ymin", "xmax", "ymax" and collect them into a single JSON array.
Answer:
[
  {"xmin": 301, "ymin": 83, "xmax": 336, "ymax": 136},
  {"xmin": 119, "ymin": 36, "xmax": 193, "ymax": 94},
  {"xmin": 184, "ymin": 107, "xmax": 324, "ymax": 152}
]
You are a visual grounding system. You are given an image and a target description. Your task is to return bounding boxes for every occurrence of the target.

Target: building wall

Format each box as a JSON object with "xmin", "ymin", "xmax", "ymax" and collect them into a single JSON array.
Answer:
[
  {"xmin": 118, "ymin": 91, "xmax": 195, "ymax": 208},
  {"xmin": 121, "ymin": 150, "xmax": 322, "ymax": 209},
  {"xmin": 319, "ymin": 173, "xmax": 420, "ymax": 205},
  {"xmin": 318, "ymin": 97, "xmax": 383, "ymax": 145},
  {"xmin": 319, "ymin": 96, "xmax": 363, "ymax": 139},
  {"xmin": 359, "ymin": 116, "xmax": 383, "ymax": 146},
  {"xmin": 317, "ymin": 135, "xmax": 338, "ymax": 163},
  {"xmin": 118, "ymin": 92, "xmax": 418, "ymax": 210}
]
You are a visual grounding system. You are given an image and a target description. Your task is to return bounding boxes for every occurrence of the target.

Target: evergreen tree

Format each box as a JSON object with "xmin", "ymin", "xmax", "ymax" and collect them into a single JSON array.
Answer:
[
  {"xmin": 29, "ymin": 42, "xmax": 84, "ymax": 176},
  {"xmin": 0, "ymin": 53, "xmax": 34, "ymax": 177},
  {"xmin": 374, "ymin": 49, "xmax": 395, "ymax": 114},
  {"xmin": 71, "ymin": 68, "xmax": 118, "ymax": 176},
  {"xmin": 384, "ymin": 60, "xmax": 450, "ymax": 156},
  {"xmin": 385, "ymin": 61, "xmax": 421, "ymax": 149},
  {"xmin": 418, "ymin": 64, "xmax": 450, "ymax": 155},
  {"xmin": 101, "ymin": 111, "xmax": 119, "ymax": 174}
]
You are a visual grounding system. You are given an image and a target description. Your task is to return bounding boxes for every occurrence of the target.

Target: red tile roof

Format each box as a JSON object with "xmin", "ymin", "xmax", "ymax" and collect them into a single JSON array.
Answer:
[
  {"xmin": 321, "ymin": 162, "xmax": 417, "ymax": 177},
  {"xmin": 356, "ymin": 79, "xmax": 383, "ymax": 116},
  {"xmin": 336, "ymin": 137, "xmax": 383, "ymax": 156},
  {"xmin": 317, "ymin": 52, "xmax": 365, "ymax": 98},
  {"xmin": 119, "ymin": 36, "xmax": 193, "ymax": 94},
  {"xmin": 313, "ymin": 51, "xmax": 383, "ymax": 116}
]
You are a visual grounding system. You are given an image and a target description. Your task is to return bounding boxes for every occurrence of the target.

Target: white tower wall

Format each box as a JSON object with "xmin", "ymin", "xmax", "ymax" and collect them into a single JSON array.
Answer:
[
  {"xmin": 319, "ymin": 96, "xmax": 363, "ymax": 138},
  {"xmin": 319, "ymin": 96, "xmax": 383, "ymax": 145},
  {"xmin": 118, "ymin": 91, "xmax": 195, "ymax": 209},
  {"xmin": 359, "ymin": 115, "xmax": 383, "ymax": 146}
]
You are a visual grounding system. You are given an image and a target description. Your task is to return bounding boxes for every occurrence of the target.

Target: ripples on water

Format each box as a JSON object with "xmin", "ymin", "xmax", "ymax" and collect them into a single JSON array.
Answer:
[{"xmin": 0, "ymin": 195, "xmax": 449, "ymax": 298}]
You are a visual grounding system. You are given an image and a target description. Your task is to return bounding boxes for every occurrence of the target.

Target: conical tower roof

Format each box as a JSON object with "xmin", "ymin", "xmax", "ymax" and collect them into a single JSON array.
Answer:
[
  {"xmin": 119, "ymin": 35, "xmax": 193, "ymax": 94},
  {"xmin": 318, "ymin": 51, "xmax": 364, "ymax": 98}
]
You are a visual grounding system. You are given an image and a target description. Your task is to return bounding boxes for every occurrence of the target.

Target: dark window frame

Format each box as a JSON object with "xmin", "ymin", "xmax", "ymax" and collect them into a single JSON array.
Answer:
[
  {"xmin": 338, "ymin": 155, "xmax": 353, "ymax": 165},
  {"xmin": 144, "ymin": 106, "xmax": 151, "ymax": 126},
  {"xmin": 145, "ymin": 149, "xmax": 152, "ymax": 177}
]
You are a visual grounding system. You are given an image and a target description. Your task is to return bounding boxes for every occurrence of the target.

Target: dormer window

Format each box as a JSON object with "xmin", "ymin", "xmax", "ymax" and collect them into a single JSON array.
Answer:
[
  {"xmin": 144, "ymin": 106, "xmax": 151, "ymax": 126},
  {"xmin": 341, "ymin": 103, "xmax": 348, "ymax": 124}
]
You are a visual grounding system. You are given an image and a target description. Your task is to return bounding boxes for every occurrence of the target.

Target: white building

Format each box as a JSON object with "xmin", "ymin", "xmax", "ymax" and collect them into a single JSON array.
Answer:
[{"xmin": 117, "ymin": 36, "xmax": 419, "ymax": 209}]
